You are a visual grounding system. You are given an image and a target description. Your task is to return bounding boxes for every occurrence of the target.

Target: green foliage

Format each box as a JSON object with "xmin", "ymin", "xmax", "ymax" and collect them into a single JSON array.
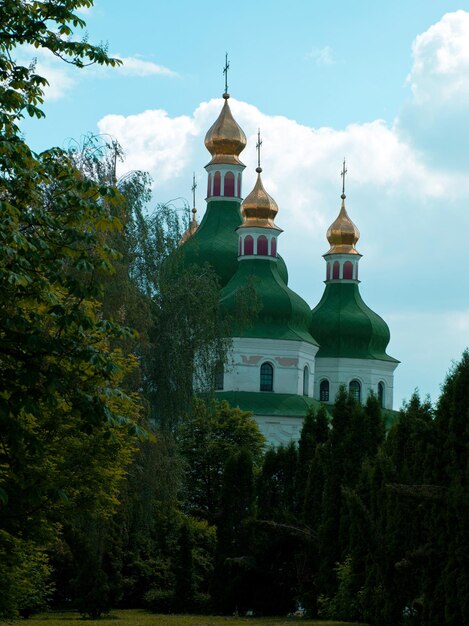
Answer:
[
  {"xmin": 0, "ymin": 2, "xmax": 142, "ymax": 618},
  {"xmin": 213, "ymin": 448, "xmax": 256, "ymax": 613},
  {"xmin": 318, "ymin": 556, "xmax": 360, "ymax": 621},
  {"xmin": 0, "ymin": 533, "xmax": 53, "ymax": 618},
  {"xmin": 178, "ymin": 399, "xmax": 264, "ymax": 523},
  {"xmin": 150, "ymin": 257, "xmax": 232, "ymax": 428},
  {"xmin": 258, "ymin": 442, "xmax": 299, "ymax": 522},
  {"xmin": 142, "ymin": 514, "xmax": 216, "ymax": 615}
]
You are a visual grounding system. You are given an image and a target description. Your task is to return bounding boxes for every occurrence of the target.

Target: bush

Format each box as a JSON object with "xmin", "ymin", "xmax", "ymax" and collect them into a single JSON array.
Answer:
[{"xmin": 144, "ymin": 588, "xmax": 174, "ymax": 613}]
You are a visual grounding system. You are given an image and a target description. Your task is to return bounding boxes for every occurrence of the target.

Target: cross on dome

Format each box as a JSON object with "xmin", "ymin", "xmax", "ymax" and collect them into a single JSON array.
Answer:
[
  {"xmin": 223, "ymin": 52, "xmax": 230, "ymax": 96},
  {"xmin": 325, "ymin": 159, "xmax": 360, "ymax": 254},
  {"xmin": 256, "ymin": 128, "xmax": 263, "ymax": 173},
  {"xmin": 341, "ymin": 157, "xmax": 347, "ymax": 198},
  {"xmin": 191, "ymin": 172, "xmax": 197, "ymax": 222}
]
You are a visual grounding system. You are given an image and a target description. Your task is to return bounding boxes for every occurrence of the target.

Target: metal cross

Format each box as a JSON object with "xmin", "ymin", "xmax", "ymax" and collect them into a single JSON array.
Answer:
[
  {"xmin": 223, "ymin": 53, "xmax": 230, "ymax": 94},
  {"xmin": 341, "ymin": 158, "xmax": 347, "ymax": 195},
  {"xmin": 256, "ymin": 128, "xmax": 263, "ymax": 169},
  {"xmin": 191, "ymin": 172, "xmax": 197, "ymax": 210}
]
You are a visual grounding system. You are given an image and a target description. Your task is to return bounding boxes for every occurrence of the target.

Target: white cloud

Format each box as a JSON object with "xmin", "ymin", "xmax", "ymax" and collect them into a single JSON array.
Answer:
[
  {"xmin": 98, "ymin": 108, "xmax": 198, "ymax": 183},
  {"xmin": 306, "ymin": 46, "xmax": 335, "ymax": 65},
  {"xmin": 113, "ymin": 55, "xmax": 177, "ymax": 78},
  {"xmin": 407, "ymin": 10, "xmax": 469, "ymax": 103},
  {"xmin": 399, "ymin": 10, "xmax": 469, "ymax": 169}
]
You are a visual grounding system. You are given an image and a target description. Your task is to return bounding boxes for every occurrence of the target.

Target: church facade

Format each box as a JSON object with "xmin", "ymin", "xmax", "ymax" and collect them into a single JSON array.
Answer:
[{"xmin": 179, "ymin": 89, "xmax": 399, "ymax": 445}]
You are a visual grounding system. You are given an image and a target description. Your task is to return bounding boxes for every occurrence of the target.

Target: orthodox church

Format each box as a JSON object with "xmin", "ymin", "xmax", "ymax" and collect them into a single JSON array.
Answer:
[{"xmin": 179, "ymin": 85, "xmax": 399, "ymax": 445}]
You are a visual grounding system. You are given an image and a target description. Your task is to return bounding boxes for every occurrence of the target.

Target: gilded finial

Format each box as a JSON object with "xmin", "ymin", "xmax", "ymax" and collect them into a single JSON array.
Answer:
[
  {"xmin": 340, "ymin": 157, "xmax": 347, "ymax": 199},
  {"xmin": 223, "ymin": 53, "xmax": 230, "ymax": 98},
  {"xmin": 256, "ymin": 128, "xmax": 263, "ymax": 173},
  {"xmin": 239, "ymin": 136, "xmax": 281, "ymax": 231},
  {"xmin": 325, "ymin": 159, "xmax": 360, "ymax": 254},
  {"xmin": 204, "ymin": 55, "xmax": 246, "ymax": 165},
  {"xmin": 191, "ymin": 172, "xmax": 197, "ymax": 222}
]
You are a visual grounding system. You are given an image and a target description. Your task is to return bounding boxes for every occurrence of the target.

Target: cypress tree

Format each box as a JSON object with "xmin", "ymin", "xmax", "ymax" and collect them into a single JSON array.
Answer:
[{"xmin": 212, "ymin": 448, "xmax": 255, "ymax": 614}]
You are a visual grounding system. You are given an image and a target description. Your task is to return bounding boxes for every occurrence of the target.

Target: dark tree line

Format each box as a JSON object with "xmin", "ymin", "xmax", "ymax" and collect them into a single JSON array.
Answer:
[{"xmin": 44, "ymin": 353, "xmax": 468, "ymax": 626}]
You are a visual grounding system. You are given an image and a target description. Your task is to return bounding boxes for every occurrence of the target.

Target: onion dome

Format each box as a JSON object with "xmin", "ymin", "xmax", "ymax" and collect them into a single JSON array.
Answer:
[
  {"xmin": 204, "ymin": 93, "xmax": 247, "ymax": 166},
  {"xmin": 310, "ymin": 283, "xmax": 398, "ymax": 362},
  {"xmin": 221, "ymin": 142, "xmax": 315, "ymax": 344},
  {"xmin": 326, "ymin": 193, "xmax": 360, "ymax": 254},
  {"xmin": 220, "ymin": 258, "xmax": 318, "ymax": 345},
  {"xmin": 239, "ymin": 167, "xmax": 282, "ymax": 230}
]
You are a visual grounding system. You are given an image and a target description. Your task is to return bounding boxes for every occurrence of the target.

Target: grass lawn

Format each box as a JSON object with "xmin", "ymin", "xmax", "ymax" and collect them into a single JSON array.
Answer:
[{"xmin": 13, "ymin": 609, "xmax": 366, "ymax": 626}]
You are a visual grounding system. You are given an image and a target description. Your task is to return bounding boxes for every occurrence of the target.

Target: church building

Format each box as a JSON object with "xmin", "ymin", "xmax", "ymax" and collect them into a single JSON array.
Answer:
[{"xmin": 179, "ymin": 84, "xmax": 399, "ymax": 445}]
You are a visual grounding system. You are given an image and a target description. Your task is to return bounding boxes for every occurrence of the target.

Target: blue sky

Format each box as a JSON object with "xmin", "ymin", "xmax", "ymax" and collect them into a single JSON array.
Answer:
[{"xmin": 20, "ymin": 1, "xmax": 469, "ymax": 408}]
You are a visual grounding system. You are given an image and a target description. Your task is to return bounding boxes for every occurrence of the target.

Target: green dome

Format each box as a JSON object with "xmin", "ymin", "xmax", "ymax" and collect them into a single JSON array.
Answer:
[
  {"xmin": 220, "ymin": 258, "xmax": 318, "ymax": 345},
  {"xmin": 180, "ymin": 199, "xmax": 288, "ymax": 288},
  {"xmin": 310, "ymin": 282, "xmax": 398, "ymax": 362}
]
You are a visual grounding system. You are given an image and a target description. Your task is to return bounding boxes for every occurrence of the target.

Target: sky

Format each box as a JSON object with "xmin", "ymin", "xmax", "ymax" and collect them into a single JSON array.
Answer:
[{"xmin": 19, "ymin": 0, "xmax": 469, "ymax": 408}]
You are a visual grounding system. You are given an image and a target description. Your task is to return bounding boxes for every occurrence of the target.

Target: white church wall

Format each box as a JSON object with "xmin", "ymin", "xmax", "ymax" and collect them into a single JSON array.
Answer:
[
  {"xmin": 314, "ymin": 357, "xmax": 398, "ymax": 409},
  {"xmin": 254, "ymin": 414, "xmax": 304, "ymax": 446},
  {"xmin": 224, "ymin": 337, "xmax": 319, "ymax": 396}
]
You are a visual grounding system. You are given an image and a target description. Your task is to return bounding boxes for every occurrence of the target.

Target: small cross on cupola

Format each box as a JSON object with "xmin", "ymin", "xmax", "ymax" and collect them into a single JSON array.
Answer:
[
  {"xmin": 191, "ymin": 172, "xmax": 197, "ymax": 224},
  {"xmin": 223, "ymin": 52, "xmax": 230, "ymax": 97},
  {"xmin": 340, "ymin": 157, "xmax": 347, "ymax": 199},
  {"xmin": 256, "ymin": 128, "xmax": 263, "ymax": 173}
]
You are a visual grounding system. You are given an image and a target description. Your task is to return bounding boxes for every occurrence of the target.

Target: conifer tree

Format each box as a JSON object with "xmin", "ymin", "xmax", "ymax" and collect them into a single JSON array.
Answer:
[
  {"xmin": 213, "ymin": 448, "xmax": 256, "ymax": 613},
  {"xmin": 427, "ymin": 351, "xmax": 469, "ymax": 626}
]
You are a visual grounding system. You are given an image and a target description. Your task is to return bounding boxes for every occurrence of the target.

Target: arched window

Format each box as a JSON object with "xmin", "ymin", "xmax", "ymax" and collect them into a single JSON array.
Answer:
[
  {"xmin": 378, "ymin": 381, "xmax": 385, "ymax": 408},
  {"xmin": 207, "ymin": 173, "xmax": 212, "ymax": 197},
  {"xmin": 332, "ymin": 261, "xmax": 340, "ymax": 279},
  {"xmin": 213, "ymin": 171, "xmax": 221, "ymax": 196},
  {"xmin": 214, "ymin": 362, "xmax": 224, "ymax": 391},
  {"xmin": 260, "ymin": 362, "xmax": 273, "ymax": 392},
  {"xmin": 257, "ymin": 235, "xmax": 268, "ymax": 256},
  {"xmin": 349, "ymin": 380, "xmax": 361, "ymax": 403},
  {"xmin": 270, "ymin": 237, "xmax": 277, "ymax": 257},
  {"xmin": 320, "ymin": 379, "xmax": 329, "ymax": 402},
  {"xmin": 224, "ymin": 171, "xmax": 235, "ymax": 196},
  {"xmin": 326, "ymin": 262, "xmax": 332, "ymax": 280},
  {"xmin": 343, "ymin": 261, "xmax": 353, "ymax": 279},
  {"xmin": 244, "ymin": 235, "xmax": 254, "ymax": 255},
  {"xmin": 237, "ymin": 173, "xmax": 242, "ymax": 197},
  {"xmin": 303, "ymin": 366, "xmax": 309, "ymax": 396}
]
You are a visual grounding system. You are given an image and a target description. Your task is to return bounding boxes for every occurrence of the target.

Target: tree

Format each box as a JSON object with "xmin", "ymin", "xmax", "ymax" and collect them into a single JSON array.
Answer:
[
  {"xmin": 0, "ymin": 2, "xmax": 142, "ymax": 617},
  {"xmin": 150, "ymin": 255, "xmax": 231, "ymax": 428},
  {"xmin": 212, "ymin": 448, "xmax": 256, "ymax": 613},
  {"xmin": 178, "ymin": 399, "xmax": 264, "ymax": 524},
  {"xmin": 297, "ymin": 405, "xmax": 329, "ymax": 517},
  {"xmin": 428, "ymin": 352, "xmax": 469, "ymax": 626}
]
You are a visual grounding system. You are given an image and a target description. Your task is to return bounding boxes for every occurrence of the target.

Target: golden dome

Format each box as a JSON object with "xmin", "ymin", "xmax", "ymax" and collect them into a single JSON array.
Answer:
[
  {"xmin": 239, "ymin": 167, "xmax": 282, "ymax": 230},
  {"xmin": 179, "ymin": 208, "xmax": 198, "ymax": 245},
  {"xmin": 204, "ymin": 94, "xmax": 247, "ymax": 166},
  {"xmin": 326, "ymin": 194, "xmax": 360, "ymax": 254}
]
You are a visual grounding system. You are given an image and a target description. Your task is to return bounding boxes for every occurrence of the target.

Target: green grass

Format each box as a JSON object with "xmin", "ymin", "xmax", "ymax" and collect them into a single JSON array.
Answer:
[{"xmin": 12, "ymin": 609, "xmax": 366, "ymax": 626}]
